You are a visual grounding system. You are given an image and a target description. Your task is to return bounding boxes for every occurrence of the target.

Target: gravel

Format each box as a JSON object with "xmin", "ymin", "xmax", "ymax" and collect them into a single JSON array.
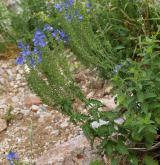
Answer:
[{"xmin": 0, "ymin": 58, "xmax": 115, "ymax": 164}]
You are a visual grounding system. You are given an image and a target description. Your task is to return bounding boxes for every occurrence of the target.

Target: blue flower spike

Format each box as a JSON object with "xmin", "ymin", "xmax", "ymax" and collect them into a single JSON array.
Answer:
[
  {"xmin": 114, "ymin": 64, "xmax": 122, "ymax": 73},
  {"xmin": 54, "ymin": 3, "xmax": 63, "ymax": 12},
  {"xmin": 16, "ymin": 41, "xmax": 32, "ymax": 65},
  {"xmin": 33, "ymin": 29, "xmax": 47, "ymax": 48},
  {"xmin": 17, "ymin": 24, "xmax": 69, "ymax": 66},
  {"xmin": 16, "ymin": 56, "xmax": 25, "ymax": 65},
  {"xmin": 6, "ymin": 151, "xmax": 18, "ymax": 165},
  {"xmin": 68, "ymin": 0, "xmax": 74, "ymax": 6},
  {"xmin": 43, "ymin": 24, "xmax": 54, "ymax": 32}
]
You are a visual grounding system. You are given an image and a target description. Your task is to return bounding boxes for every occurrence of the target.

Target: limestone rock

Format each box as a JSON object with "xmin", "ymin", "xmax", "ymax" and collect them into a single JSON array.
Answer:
[
  {"xmin": 51, "ymin": 129, "xmax": 60, "ymax": 136},
  {"xmin": 0, "ymin": 118, "xmax": 7, "ymax": 132},
  {"xmin": 35, "ymin": 135, "xmax": 101, "ymax": 165},
  {"xmin": 24, "ymin": 96, "xmax": 42, "ymax": 108},
  {"xmin": 98, "ymin": 97, "xmax": 116, "ymax": 110},
  {"xmin": 60, "ymin": 120, "xmax": 69, "ymax": 129},
  {"xmin": 31, "ymin": 105, "xmax": 39, "ymax": 112}
]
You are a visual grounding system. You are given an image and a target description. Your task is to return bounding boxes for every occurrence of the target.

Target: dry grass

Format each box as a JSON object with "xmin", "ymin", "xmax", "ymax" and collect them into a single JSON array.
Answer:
[{"xmin": 0, "ymin": 44, "xmax": 19, "ymax": 60}]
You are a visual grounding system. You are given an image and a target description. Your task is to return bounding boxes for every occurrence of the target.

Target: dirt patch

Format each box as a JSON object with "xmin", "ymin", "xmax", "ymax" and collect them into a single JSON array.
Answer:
[{"xmin": 0, "ymin": 44, "xmax": 19, "ymax": 60}]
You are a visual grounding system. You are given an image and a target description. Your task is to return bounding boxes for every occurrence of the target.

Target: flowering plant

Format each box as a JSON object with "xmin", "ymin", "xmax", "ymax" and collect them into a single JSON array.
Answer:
[
  {"xmin": 15, "ymin": 0, "xmax": 160, "ymax": 165},
  {"xmin": 6, "ymin": 151, "xmax": 18, "ymax": 165}
]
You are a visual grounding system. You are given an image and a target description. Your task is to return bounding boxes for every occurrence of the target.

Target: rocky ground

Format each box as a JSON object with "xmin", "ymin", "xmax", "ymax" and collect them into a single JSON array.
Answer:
[{"xmin": 0, "ymin": 58, "xmax": 115, "ymax": 165}]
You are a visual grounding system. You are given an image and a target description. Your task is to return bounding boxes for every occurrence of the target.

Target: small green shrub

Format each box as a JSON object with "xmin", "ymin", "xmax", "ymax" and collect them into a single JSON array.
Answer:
[
  {"xmin": 113, "ymin": 36, "xmax": 160, "ymax": 149},
  {"xmin": 81, "ymin": 36, "xmax": 160, "ymax": 165},
  {"xmin": 26, "ymin": 45, "xmax": 86, "ymax": 121},
  {"xmin": 54, "ymin": 0, "xmax": 160, "ymax": 78}
]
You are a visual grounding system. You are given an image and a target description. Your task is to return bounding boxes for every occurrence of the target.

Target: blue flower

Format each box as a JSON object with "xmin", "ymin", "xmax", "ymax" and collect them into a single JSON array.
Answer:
[
  {"xmin": 52, "ymin": 29, "xmax": 68, "ymax": 42},
  {"xmin": 65, "ymin": 14, "xmax": 72, "ymax": 21},
  {"xmin": 86, "ymin": 0, "xmax": 91, "ymax": 8},
  {"xmin": 114, "ymin": 64, "xmax": 122, "ymax": 73},
  {"xmin": 69, "ymin": 0, "xmax": 74, "ymax": 6},
  {"xmin": 43, "ymin": 24, "xmax": 54, "ymax": 32},
  {"xmin": 52, "ymin": 31, "xmax": 57, "ymax": 38},
  {"xmin": 20, "ymin": 44, "xmax": 31, "ymax": 56},
  {"xmin": 66, "ymin": 0, "xmax": 74, "ymax": 7},
  {"xmin": 54, "ymin": 3, "xmax": 63, "ymax": 12},
  {"xmin": 74, "ymin": 10, "xmax": 83, "ymax": 21},
  {"xmin": 33, "ymin": 47, "xmax": 38, "ymax": 54},
  {"xmin": 16, "ymin": 41, "xmax": 31, "ymax": 65},
  {"xmin": 18, "ymin": 41, "xmax": 31, "ymax": 57},
  {"xmin": 86, "ymin": 3, "xmax": 91, "ymax": 8},
  {"xmin": 38, "ymin": 52, "xmax": 42, "ymax": 63},
  {"xmin": 33, "ymin": 29, "xmax": 47, "ymax": 48},
  {"xmin": 33, "ymin": 47, "xmax": 42, "ymax": 64},
  {"xmin": 59, "ymin": 30, "xmax": 66, "ymax": 38},
  {"xmin": 17, "ymin": 41, "xmax": 24, "ymax": 49},
  {"xmin": 65, "ymin": 9, "xmax": 83, "ymax": 22},
  {"xmin": 54, "ymin": 0, "xmax": 74, "ymax": 12},
  {"xmin": 59, "ymin": 30, "xmax": 68, "ymax": 42},
  {"xmin": 78, "ymin": 15, "xmax": 83, "ymax": 21},
  {"xmin": 30, "ymin": 58, "xmax": 35, "ymax": 66},
  {"xmin": 16, "ymin": 56, "xmax": 25, "ymax": 65},
  {"xmin": 6, "ymin": 151, "xmax": 18, "ymax": 165}
]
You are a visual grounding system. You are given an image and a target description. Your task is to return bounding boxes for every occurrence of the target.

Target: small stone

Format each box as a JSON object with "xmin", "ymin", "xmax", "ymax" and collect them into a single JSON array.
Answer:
[
  {"xmin": 8, "ymin": 75, "xmax": 14, "ymax": 81},
  {"xmin": 38, "ymin": 116, "xmax": 45, "ymax": 123},
  {"xmin": 11, "ymin": 96, "xmax": 19, "ymax": 103},
  {"xmin": 31, "ymin": 105, "xmax": 39, "ymax": 112},
  {"xmin": 6, "ymin": 69, "xmax": 12, "ymax": 76},
  {"xmin": 38, "ymin": 112, "xmax": 51, "ymax": 119},
  {"xmin": 20, "ymin": 109, "xmax": 30, "ymax": 116},
  {"xmin": 0, "ymin": 104, "xmax": 8, "ymax": 109},
  {"xmin": 0, "ymin": 78, "xmax": 5, "ymax": 85},
  {"xmin": 53, "ymin": 116, "xmax": 61, "ymax": 123},
  {"xmin": 0, "ymin": 68, "xmax": 4, "ymax": 74},
  {"xmin": 86, "ymin": 91, "xmax": 94, "ymax": 99},
  {"xmin": 91, "ymin": 119, "xmax": 109, "ymax": 129},
  {"xmin": 18, "ymin": 69, "xmax": 24, "ymax": 74},
  {"xmin": 14, "ymin": 84, "xmax": 18, "ymax": 88},
  {"xmin": 98, "ymin": 97, "xmax": 116, "ymax": 110},
  {"xmin": 114, "ymin": 118, "xmax": 124, "ymax": 125},
  {"xmin": 39, "ymin": 105, "xmax": 47, "ymax": 112},
  {"xmin": 16, "ymin": 74, "xmax": 21, "ymax": 80},
  {"xmin": 0, "ymin": 99, "xmax": 6, "ymax": 105},
  {"xmin": 16, "ymin": 113, "xmax": 23, "ymax": 120},
  {"xmin": 24, "ymin": 96, "xmax": 42, "ymax": 108},
  {"xmin": 60, "ymin": 120, "xmax": 69, "ymax": 129},
  {"xmin": 68, "ymin": 134, "xmax": 74, "ymax": 139},
  {"xmin": 24, "ymin": 64, "xmax": 30, "ymax": 73},
  {"xmin": 16, "ymin": 80, "xmax": 20, "ymax": 84},
  {"xmin": 51, "ymin": 129, "xmax": 60, "ymax": 136},
  {"xmin": 0, "ymin": 118, "xmax": 7, "ymax": 132},
  {"xmin": 10, "ymin": 82, "xmax": 14, "ymax": 86},
  {"xmin": 1, "ymin": 64, "xmax": 8, "ymax": 69}
]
